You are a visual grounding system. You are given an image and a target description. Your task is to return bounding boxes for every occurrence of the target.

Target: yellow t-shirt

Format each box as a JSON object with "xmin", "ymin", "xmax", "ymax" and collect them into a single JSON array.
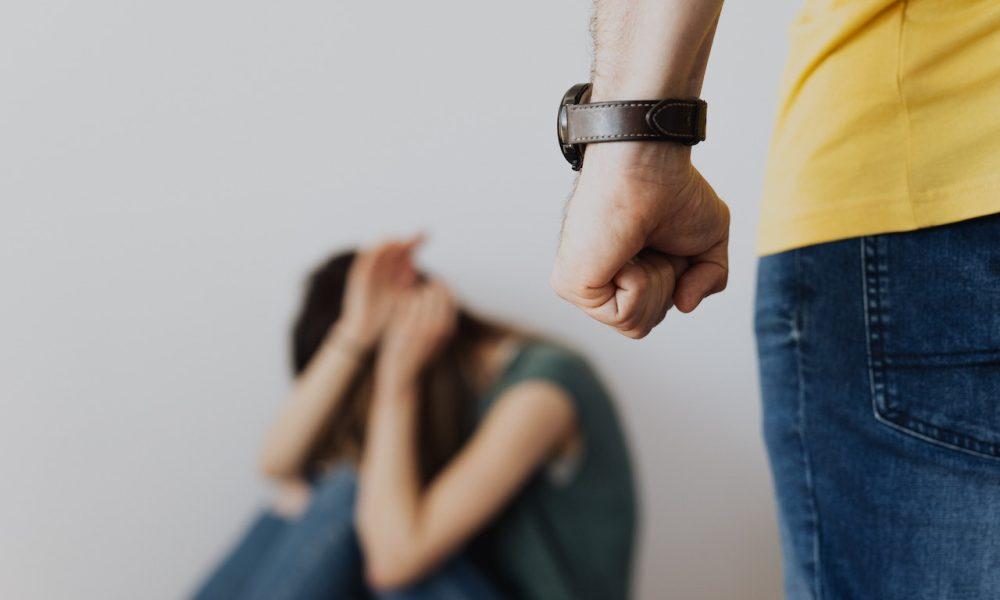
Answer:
[{"xmin": 759, "ymin": 0, "xmax": 1000, "ymax": 255}]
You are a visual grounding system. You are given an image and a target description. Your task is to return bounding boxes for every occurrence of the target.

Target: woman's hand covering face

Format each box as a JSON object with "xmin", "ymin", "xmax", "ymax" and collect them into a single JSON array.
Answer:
[
  {"xmin": 339, "ymin": 236, "xmax": 423, "ymax": 348},
  {"xmin": 376, "ymin": 281, "xmax": 458, "ymax": 390}
]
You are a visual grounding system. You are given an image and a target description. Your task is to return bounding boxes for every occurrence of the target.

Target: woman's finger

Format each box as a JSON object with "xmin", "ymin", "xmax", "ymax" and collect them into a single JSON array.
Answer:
[
  {"xmin": 400, "ymin": 232, "xmax": 426, "ymax": 253},
  {"xmin": 346, "ymin": 249, "xmax": 373, "ymax": 284}
]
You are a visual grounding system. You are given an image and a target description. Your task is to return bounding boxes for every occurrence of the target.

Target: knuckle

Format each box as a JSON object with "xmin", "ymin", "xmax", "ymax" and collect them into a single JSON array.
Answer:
[
  {"xmin": 549, "ymin": 267, "xmax": 574, "ymax": 298},
  {"xmin": 629, "ymin": 270, "xmax": 650, "ymax": 295},
  {"xmin": 616, "ymin": 309, "xmax": 644, "ymax": 331},
  {"xmin": 620, "ymin": 326, "xmax": 648, "ymax": 340}
]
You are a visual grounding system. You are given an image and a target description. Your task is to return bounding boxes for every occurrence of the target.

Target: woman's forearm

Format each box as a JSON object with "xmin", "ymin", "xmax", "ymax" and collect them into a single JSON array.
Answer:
[
  {"xmin": 356, "ymin": 379, "xmax": 425, "ymax": 584},
  {"xmin": 258, "ymin": 324, "xmax": 368, "ymax": 480},
  {"xmin": 355, "ymin": 376, "xmax": 581, "ymax": 592}
]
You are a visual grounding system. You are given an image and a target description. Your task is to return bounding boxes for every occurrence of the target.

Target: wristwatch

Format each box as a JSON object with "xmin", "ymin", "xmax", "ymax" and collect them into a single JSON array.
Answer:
[{"xmin": 557, "ymin": 83, "xmax": 707, "ymax": 170}]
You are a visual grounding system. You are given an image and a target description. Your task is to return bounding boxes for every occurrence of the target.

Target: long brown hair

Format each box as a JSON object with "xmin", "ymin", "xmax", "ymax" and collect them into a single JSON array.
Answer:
[{"xmin": 291, "ymin": 251, "xmax": 509, "ymax": 482}]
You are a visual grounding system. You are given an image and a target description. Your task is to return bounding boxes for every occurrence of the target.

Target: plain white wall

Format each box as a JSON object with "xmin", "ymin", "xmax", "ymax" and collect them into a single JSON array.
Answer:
[{"xmin": 0, "ymin": 2, "xmax": 799, "ymax": 598}]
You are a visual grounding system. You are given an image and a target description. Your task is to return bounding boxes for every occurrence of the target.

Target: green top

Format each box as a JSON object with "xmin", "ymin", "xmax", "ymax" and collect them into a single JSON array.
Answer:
[{"xmin": 475, "ymin": 342, "xmax": 637, "ymax": 600}]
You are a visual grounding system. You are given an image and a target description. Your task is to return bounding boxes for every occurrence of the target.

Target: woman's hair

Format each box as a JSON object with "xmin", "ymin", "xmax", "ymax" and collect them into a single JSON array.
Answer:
[{"xmin": 291, "ymin": 251, "xmax": 509, "ymax": 482}]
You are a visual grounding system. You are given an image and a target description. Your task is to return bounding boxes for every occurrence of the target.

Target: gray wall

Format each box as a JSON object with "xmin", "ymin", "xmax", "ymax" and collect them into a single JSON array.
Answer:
[{"xmin": 0, "ymin": 2, "xmax": 798, "ymax": 598}]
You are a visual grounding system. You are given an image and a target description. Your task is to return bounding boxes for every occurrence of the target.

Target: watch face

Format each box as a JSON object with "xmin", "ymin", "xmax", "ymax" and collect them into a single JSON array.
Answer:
[
  {"xmin": 558, "ymin": 83, "xmax": 590, "ymax": 170},
  {"xmin": 558, "ymin": 105, "xmax": 569, "ymax": 143},
  {"xmin": 558, "ymin": 104, "xmax": 582, "ymax": 169},
  {"xmin": 558, "ymin": 108, "xmax": 581, "ymax": 170}
]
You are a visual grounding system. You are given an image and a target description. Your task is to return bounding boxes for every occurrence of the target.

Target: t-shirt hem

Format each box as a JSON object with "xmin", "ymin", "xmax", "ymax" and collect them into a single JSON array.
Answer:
[{"xmin": 757, "ymin": 178, "xmax": 1000, "ymax": 255}]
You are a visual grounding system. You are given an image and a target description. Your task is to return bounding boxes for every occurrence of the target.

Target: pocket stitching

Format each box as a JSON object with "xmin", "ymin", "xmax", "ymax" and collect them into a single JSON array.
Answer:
[
  {"xmin": 885, "ymin": 350, "xmax": 1000, "ymax": 366},
  {"xmin": 862, "ymin": 236, "xmax": 893, "ymax": 417},
  {"xmin": 861, "ymin": 236, "xmax": 1000, "ymax": 461}
]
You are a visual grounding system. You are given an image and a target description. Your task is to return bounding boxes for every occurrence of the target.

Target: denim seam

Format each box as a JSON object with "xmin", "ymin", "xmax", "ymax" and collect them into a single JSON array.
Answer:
[
  {"xmin": 861, "ymin": 237, "xmax": 879, "ymax": 419},
  {"xmin": 885, "ymin": 349, "xmax": 1000, "ymax": 366},
  {"xmin": 793, "ymin": 249, "xmax": 824, "ymax": 600},
  {"xmin": 874, "ymin": 407, "xmax": 1000, "ymax": 462},
  {"xmin": 862, "ymin": 237, "xmax": 1000, "ymax": 461},
  {"xmin": 862, "ymin": 236, "xmax": 891, "ymax": 418}
]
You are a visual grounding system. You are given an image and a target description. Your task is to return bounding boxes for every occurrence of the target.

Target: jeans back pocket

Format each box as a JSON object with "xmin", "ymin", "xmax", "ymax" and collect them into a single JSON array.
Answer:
[{"xmin": 862, "ymin": 215, "xmax": 1000, "ymax": 459}]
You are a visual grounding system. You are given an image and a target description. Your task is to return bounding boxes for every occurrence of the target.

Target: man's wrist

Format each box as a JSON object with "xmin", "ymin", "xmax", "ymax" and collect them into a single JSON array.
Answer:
[
  {"xmin": 589, "ymin": 76, "xmax": 700, "ymax": 103},
  {"xmin": 581, "ymin": 141, "xmax": 692, "ymax": 176}
]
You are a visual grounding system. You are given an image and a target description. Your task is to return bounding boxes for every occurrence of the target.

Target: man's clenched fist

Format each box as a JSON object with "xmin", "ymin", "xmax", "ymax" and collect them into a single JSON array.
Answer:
[{"xmin": 551, "ymin": 142, "xmax": 730, "ymax": 338}]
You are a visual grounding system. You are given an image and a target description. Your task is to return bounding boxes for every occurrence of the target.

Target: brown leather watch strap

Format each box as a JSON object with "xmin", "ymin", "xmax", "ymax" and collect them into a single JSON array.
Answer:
[{"xmin": 565, "ymin": 98, "xmax": 707, "ymax": 146}]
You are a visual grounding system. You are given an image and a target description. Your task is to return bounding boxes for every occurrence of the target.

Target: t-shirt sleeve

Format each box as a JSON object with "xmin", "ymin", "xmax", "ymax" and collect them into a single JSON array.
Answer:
[{"xmin": 495, "ymin": 343, "xmax": 602, "ymax": 417}]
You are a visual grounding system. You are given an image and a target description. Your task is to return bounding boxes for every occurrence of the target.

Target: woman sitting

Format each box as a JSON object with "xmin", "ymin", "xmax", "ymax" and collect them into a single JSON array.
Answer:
[{"xmin": 193, "ymin": 237, "xmax": 636, "ymax": 600}]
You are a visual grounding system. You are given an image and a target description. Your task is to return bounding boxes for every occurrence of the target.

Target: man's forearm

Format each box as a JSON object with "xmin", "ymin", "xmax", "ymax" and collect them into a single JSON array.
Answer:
[
  {"xmin": 590, "ymin": 0, "xmax": 723, "ymax": 101},
  {"xmin": 551, "ymin": 0, "xmax": 730, "ymax": 338}
]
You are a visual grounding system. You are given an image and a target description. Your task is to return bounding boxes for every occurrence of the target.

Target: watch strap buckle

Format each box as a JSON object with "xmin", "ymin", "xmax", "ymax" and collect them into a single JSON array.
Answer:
[{"xmin": 646, "ymin": 99, "xmax": 707, "ymax": 146}]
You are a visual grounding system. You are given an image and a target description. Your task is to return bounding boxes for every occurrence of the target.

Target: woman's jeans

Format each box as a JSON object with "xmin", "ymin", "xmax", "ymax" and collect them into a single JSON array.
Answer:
[
  {"xmin": 756, "ymin": 213, "xmax": 1000, "ymax": 600},
  {"xmin": 192, "ymin": 467, "xmax": 502, "ymax": 600}
]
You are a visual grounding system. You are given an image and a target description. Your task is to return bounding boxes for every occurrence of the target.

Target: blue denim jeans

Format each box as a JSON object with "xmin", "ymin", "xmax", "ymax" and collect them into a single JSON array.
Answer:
[
  {"xmin": 756, "ymin": 213, "xmax": 1000, "ymax": 599},
  {"xmin": 192, "ymin": 467, "xmax": 503, "ymax": 600}
]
